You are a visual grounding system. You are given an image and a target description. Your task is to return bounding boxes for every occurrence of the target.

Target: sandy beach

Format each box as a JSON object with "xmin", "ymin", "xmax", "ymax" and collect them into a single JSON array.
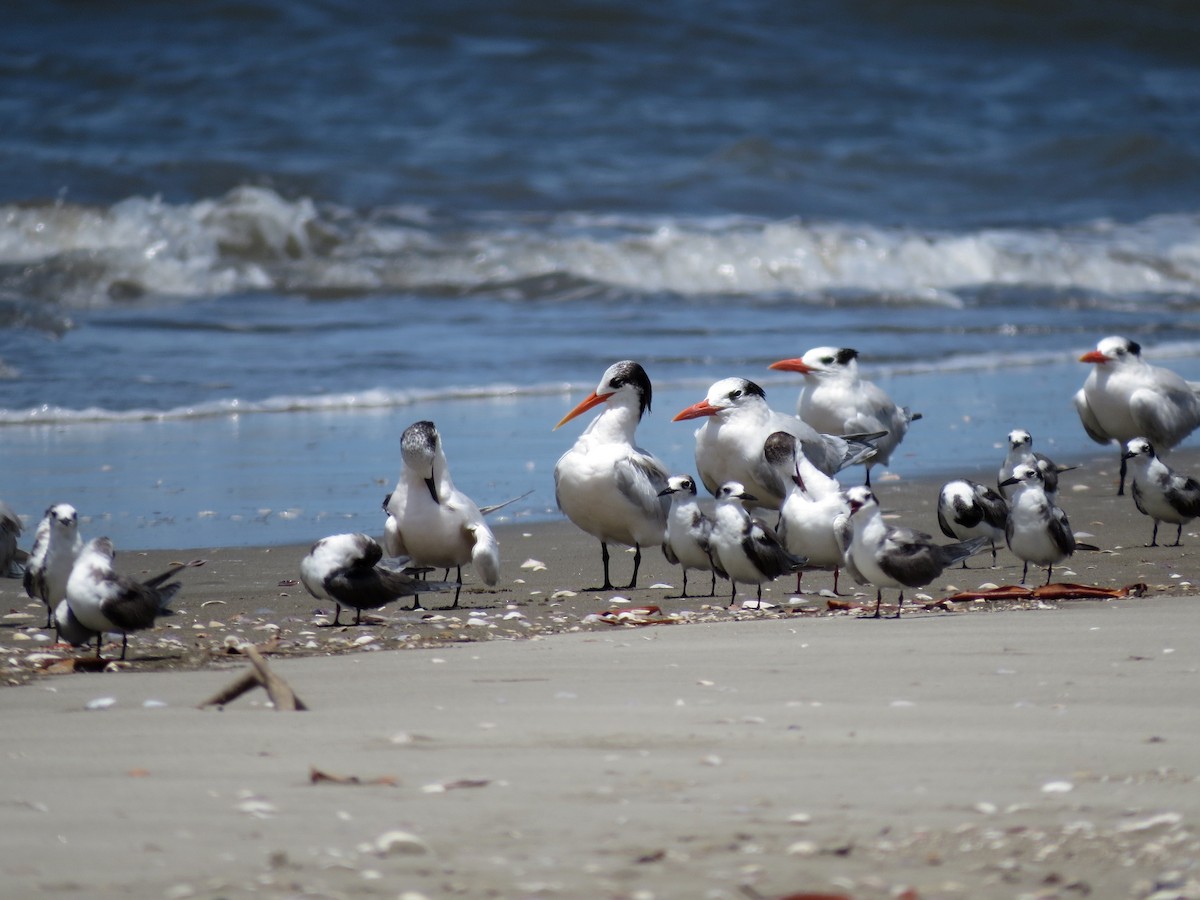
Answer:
[{"xmin": 2, "ymin": 451, "xmax": 1199, "ymax": 898}]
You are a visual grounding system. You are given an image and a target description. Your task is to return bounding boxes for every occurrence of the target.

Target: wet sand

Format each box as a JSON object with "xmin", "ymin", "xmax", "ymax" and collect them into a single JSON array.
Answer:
[{"xmin": 1, "ymin": 451, "xmax": 1199, "ymax": 898}]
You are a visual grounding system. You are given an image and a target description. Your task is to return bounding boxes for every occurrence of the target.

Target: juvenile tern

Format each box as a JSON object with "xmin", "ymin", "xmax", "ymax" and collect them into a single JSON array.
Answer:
[
  {"xmin": 999, "ymin": 464, "xmax": 1082, "ymax": 585},
  {"xmin": 23, "ymin": 503, "xmax": 83, "ymax": 629},
  {"xmin": 64, "ymin": 537, "xmax": 196, "ymax": 660},
  {"xmin": 673, "ymin": 377, "xmax": 879, "ymax": 511},
  {"xmin": 843, "ymin": 486, "xmax": 989, "ymax": 617},
  {"xmin": 1074, "ymin": 336, "xmax": 1200, "ymax": 494},
  {"xmin": 554, "ymin": 361, "xmax": 670, "ymax": 590},
  {"xmin": 709, "ymin": 481, "xmax": 806, "ymax": 607},
  {"xmin": 997, "ymin": 429, "xmax": 1075, "ymax": 500},
  {"xmin": 769, "ymin": 346, "xmax": 920, "ymax": 484},
  {"xmin": 658, "ymin": 474, "xmax": 724, "ymax": 598},
  {"xmin": 1122, "ymin": 438, "xmax": 1200, "ymax": 547},
  {"xmin": 763, "ymin": 430, "xmax": 851, "ymax": 593},
  {"xmin": 301, "ymin": 532, "xmax": 447, "ymax": 623},
  {"xmin": 936, "ymin": 479, "xmax": 1008, "ymax": 566},
  {"xmin": 385, "ymin": 420, "xmax": 501, "ymax": 607}
]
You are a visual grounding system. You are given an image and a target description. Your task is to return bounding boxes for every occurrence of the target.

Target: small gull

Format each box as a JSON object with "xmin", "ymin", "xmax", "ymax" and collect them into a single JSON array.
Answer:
[{"xmin": 1122, "ymin": 437, "xmax": 1200, "ymax": 547}]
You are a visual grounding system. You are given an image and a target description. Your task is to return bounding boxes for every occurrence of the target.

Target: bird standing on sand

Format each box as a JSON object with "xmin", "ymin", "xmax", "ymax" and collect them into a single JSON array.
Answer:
[
  {"xmin": 63, "ymin": 537, "xmax": 191, "ymax": 660},
  {"xmin": 658, "ymin": 474, "xmax": 724, "ymax": 598},
  {"xmin": 763, "ymin": 430, "xmax": 851, "ymax": 594},
  {"xmin": 301, "ymin": 532, "xmax": 446, "ymax": 623},
  {"xmin": 1073, "ymin": 336, "xmax": 1200, "ymax": 495},
  {"xmin": 24, "ymin": 503, "xmax": 83, "ymax": 629},
  {"xmin": 769, "ymin": 346, "xmax": 920, "ymax": 485},
  {"xmin": 385, "ymin": 420, "xmax": 500, "ymax": 607},
  {"xmin": 673, "ymin": 377, "xmax": 879, "ymax": 511},
  {"xmin": 554, "ymin": 361, "xmax": 670, "ymax": 590},
  {"xmin": 937, "ymin": 479, "xmax": 1008, "ymax": 567},
  {"xmin": 997, "ymin": 429, "xmax": 1075, "ymax": 500},
  {"xmin": 1000, "ymin": 464, "xmax": 1081, "ymax": 585},
  {"xmin": 1122, "ymin": 438, "xmax": 1200, "ymax": 547},
  {"xmin": 709, "ymin": 481, "xmax": 806, "ymax": 607},
  {"xmin": 843, "ymin": 486, "xmax": 989, "ymax": 617},
  {"xmin": 0, "ymin": 500, "xmax": 22, "ymax": 578}
]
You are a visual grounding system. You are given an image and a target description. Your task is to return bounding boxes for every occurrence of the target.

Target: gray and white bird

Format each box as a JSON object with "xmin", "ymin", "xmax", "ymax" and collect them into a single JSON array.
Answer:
[
  {"xmin": 554, "ymin": 361, "xmax": 670, "ymax": 590},
  {"xmin": 658, "ymin": 475, "xmax": 724, "ymax": 598},
  {"xmin": 843, "ymin": 486, "xmax": 989, "ymax": 617},
  {"xmin": 24, "ymin": 503, "xmax": 83, "ymax": 629},
  {"xmin": 999, "ymin": 464, "xmax": 1080, "ymax": 585},
  {"xmin": 1074, "ymin": 336, "xmax": 1200, "ymax": 495},
  {"xmin": 709, "ymin": 481, "xmax": 806, "ymax": 607},
  {"xmin": 1122, "ymin": 438, "xmax": 1200, "ymax": 547},
  {"xmin": 673, "ymin": 377, "xmax": 879, "ymax": 511},
  {"xmin": 769, "ymin": 346, "xmax": 920, "ymax": 485},
  {"xmin": 63, "ymin": 537, "xmax": 192, "ymax": 660},
  {"xmin": 763, "ymin": 430, "xmax": 851, "ymax": 594},
  {"xmin": 301, "ymin": 532, "xmax": 447, "ymax": 624},
  {"xmin": 0, "ymin": 500, "xmax": 22, "ymax": 578},
  {"xmin": 385, "ymin": 420, "xmax": 501, "ymax": 607},
  {"xmin": 937, "ymin": 479, "xmax": 1008, "ymax": 567},
  {"xmin": 53, "ymin": 598, "xmax": 99, "ymax": 649},
  {"xmin": 997, "ymin": 429, "xmax": 1075, "ymax": 500}
]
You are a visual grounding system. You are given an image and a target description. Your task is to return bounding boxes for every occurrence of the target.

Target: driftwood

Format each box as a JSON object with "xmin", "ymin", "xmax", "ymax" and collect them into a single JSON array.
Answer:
[
  {"xmin": 199, "ymin": 644, "xmax": 308, "ymax": 711},
  {"xmin": 939, "ymin": 582, "xmax": 1148, "ymax": 604}
]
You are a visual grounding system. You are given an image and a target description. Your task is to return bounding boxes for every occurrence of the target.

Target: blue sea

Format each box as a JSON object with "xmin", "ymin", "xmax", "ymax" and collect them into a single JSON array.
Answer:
[{"xmin": 3, "ymin": 0, "xmax": 1200, "ymax": 549}]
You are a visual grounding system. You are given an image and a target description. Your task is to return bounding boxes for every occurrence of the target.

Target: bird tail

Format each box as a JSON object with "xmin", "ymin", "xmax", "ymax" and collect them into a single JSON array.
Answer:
[
  {"xmin": 155, "ymin": 582, "xmax": 183, "ymax": 616},
  {"xmin": 945, "ymin": 536, "xmax": 992, "ymax": 566}
]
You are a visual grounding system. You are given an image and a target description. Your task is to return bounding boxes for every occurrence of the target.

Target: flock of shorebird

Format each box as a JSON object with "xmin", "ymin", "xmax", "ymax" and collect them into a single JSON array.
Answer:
[{"xmin": 4, "ymin": 335, "xmax": 1200, "ymax": 659}]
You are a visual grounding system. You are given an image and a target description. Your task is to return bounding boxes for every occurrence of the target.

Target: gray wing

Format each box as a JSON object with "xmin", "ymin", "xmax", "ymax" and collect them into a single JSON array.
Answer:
[
  {"xmin": 1167, "ymin": 472, "xmax": 1200, "ymax": 517},
  {"xmin": 325, "ymin": 565, "xmax": 444, "ymax": 610},
  {"xmin": 1073, "ymin": 389, "xmax": 1111, "ymax": 444},
  {"xmin": 1047, "ymin": 505, "xmax": 1077, "ymax": 557},
  {"xmin": 101, "ymin": 575, "xmax": 180, "ymax": 631},
  {"xmin": 1131, "ymin": 386, "xmax": 1200, "ymax": 447},
  {"xmin": 615, "ymin": 451, "xmax": 671, "ymax": 524},
  {"xmin": 876, "ymin": 525, "xmax": 945, "ymax": 588},
  {"xmin": 744, "ymin": 517, "xmax": 806, "ymax": 579}
]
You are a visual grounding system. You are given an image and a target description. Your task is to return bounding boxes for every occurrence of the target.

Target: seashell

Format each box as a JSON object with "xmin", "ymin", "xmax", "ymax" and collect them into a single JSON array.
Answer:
[{"xmin": 375, "ymin": 830, "xmax": 430, "ymax": 856}]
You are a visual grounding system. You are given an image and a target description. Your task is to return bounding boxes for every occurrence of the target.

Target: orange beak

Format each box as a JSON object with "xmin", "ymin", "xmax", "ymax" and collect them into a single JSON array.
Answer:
[
  {"xmin": 554, "ymin": 391, "xmax": 609, "ymax": 430},
  {"xmin": 768, "ymin": 358, "xmax": 812, "ymax": 374},
  {"xmin": 1079, "ymin": 351, "xmax": 1109, "ymax": 364},
  {"xmin": 672, "ymin": 399, "xmax": 721, "ymax": 421}
]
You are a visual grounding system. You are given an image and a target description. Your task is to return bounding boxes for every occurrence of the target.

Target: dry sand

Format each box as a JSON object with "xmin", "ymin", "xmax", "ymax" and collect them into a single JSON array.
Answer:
[{"xmin": 2, "ymin": 451, "xmax": 1199, "ymax": 898}]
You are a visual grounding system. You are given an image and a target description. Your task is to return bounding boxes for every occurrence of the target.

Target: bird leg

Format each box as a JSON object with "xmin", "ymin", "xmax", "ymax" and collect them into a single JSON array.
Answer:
[
  {"xmin": 120, "ymin": 633, "xmax": 129, "ymax": 661},
  {"xmin": 598, "ymin": 542, "xmax": 615, "ymax": 591},
  {"xmin": 1020, "ymin": 561, "xmax": 1029, "ymax": 585},
  {"xmin": 625, "ymin": 544, "xmax": 642, "ymax": 589},
  {"xmin": 1149, "ymin": 521, "xmax": 1160, "ymax": 547},
  {"xmin": 727, "ymin": 580, "xmax": 738, "ymax": 608},
  {"xmin": 794, "ymin": 571, "xmax": 803, "ymax": 593},
  {"xmin": 832, "ymin": 566, "xmax": 841, "ymax": 595},
  {"xmin": 448, "ymin": 566, "xmax": 463, "ymax": 609},
  {"xmin": 1174, "ymin": 523, "xmax": 1184, "ymax": 547},
  {"xmin": 1044, "ymin": 564, "xmax": 1053, "ymax": 586},
  {"xmin": 892, "ymin": 591, "xmax": 905, "ymax": 619},
  {"xmin": 870, "ymin": 588, "xmax": 883, "ymax": 618}
]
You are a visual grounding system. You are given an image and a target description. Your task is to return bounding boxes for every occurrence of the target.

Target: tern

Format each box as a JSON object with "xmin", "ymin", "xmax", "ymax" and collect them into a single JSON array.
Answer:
[
  {"xmin": 64, "ymin": 537, "xmax": 198, "ymax": 660},
  {"xmin": 997, "ymin": 429, "xmax": 1075, "ymax": 500},
  {"xmin": 658, "ymin": 474, "xmax": 724, "ymax": 598},
  {"xmin": 709, "ymin": 481, "xmax": 806, "ymax": 607},
  {"xmin": 385, "ymin": 420, "xmax": 501, "ymax": 607},
  {"xmin": 673, "ymin": 377, "xmax": 879, "ymax": 511},
  {"xmin": 1122, "ymin": 438, "xmax": 1200, "ymax": 547},
  {"xmin": 301, "ymin": 532, "xmax": 447, "ymax": 623},
  {"xmin": 554, "ymin": 360, "xmax": 670, "ymax": 590},
  {"xmin": 0, "ymin": 500, "xmax": 21, "ymax": 578},
  {"xmin": 763, "ymin": 430, "xmax": 851, "ymax": 593},
  {"xmin": 769, "ymin": 346, "xmax": 920, "ymax": 485},
  {"xmin": 1074, "ymin": 336, "xmax": 1200, "ymax": 494},
  {"xmin": 843, "ymin": 486, "xmax": 989, "ymax": 617},
  {"xmin": 24, "ymin": 503, "xmax": 83, "ymax": 629},
  {"xmin": 999, "ymin": 464, "xmax": 1083, "ymax": 585},
  {"xmin": 936, "ymin": 479, "xmax": 1008, "ymax": 566}
]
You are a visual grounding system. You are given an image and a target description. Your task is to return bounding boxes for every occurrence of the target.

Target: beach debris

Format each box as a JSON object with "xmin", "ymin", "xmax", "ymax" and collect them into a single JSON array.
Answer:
[
  {"xmin": 199, "ymin": 644, "xmax": 308, "ymax": 711},
  {"xmin": 309, "ymin": 766, "xmax": 397, "ymax": 787},
  {"xmin": 1041, "ymin": 780, "xmax": 1074, "ymax": 794},
  {"xmin": 236, "ymin": 795, "xmax": 276, "ymax": 818},
  {"xmin": 520, "ymin": 558, "xmax": 547, "ymax": 571},
  {"xmin": 420, "ymin": 778, "xmax": 491, "ymax": 793},
  {"xmin": 590, "ymin": 605, "xmax": 676, "ymax": 626},
  {"xmin": 375, "ymin": 830, "xmax": 430, "ymax": 856},
  {"xmin": 84, "ymin": 696, "xmax": 116, "ymax": 710},
  {"xmin": 940, "ymin": 583, "xmax": 1148, "ymax": 604}
]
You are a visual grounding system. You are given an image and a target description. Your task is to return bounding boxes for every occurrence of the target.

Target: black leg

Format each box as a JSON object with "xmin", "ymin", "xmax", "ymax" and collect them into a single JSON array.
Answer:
[
  {"xmin": 626, "ymin": 544, "xmax": 641, "ymax": 589},
  {"xmin": 1118, "ymin": 454, "xmax": 1127, "ymax": 496},
  {"xmin": 1020, "ymin": 561, "xmax": 1029, "ymax": 585},
  {"xmin": 728, "ymin": 580, "xmax": 737, "ymax": 607},
  {"xmin": 871, "ymin": 588, "xmax": 883, "ymax": 618},
  {"xmin": 1174, "ymin": 523, "xmax": 1184, "ymax": 547},
  {"xmin": 1044, "ymin": 564, "xmax": 1053, "ymax": 586},
  {"xmin": 449, "ymin": 566, "xmax": 463, "ymax": 609},
  {"xmin": 1150, "ymin": 521, "xmax": 1160, "ymax": 547},
  {"xmin": 891, "ymin": 591, "xmax": 905, "ymax": 619},
  {"xmin": 833, "ymin": 566, "xmax": 841, "ymax": 595},
  {"xmin": 120, "ymin": 633, "xmax": 128, "ymax": 661},
  {"xmin": 354, "ymin": 607, "xmax": 362, "ymax": 626},
  {"xmin": 680, "ymin": 568, "xmax": 689, "ymax": 598},
  {"xmin": 599, "ymin": 542, "xmax": 614, "ymax": 591}
]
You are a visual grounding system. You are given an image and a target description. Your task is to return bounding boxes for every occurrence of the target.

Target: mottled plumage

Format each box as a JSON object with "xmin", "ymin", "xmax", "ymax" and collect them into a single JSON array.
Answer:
[{"xmin": 1123, "ymin": 438, "xmax": 1200, "ymax": 547}]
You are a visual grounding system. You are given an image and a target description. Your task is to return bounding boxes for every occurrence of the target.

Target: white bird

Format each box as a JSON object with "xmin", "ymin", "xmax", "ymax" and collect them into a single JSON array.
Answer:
[
  {"xmin": 64, "ymin": 537, "xmax": 193, "ymax": 660},
  {"xmin": 1122, "ymin": 438, "xmax": 1200, "ymax": 547},
  {"xmin": 1074, "ymin": 336, "xmax": 1200, "ymax": 495},
  {"xmin": 658, "ymin": 474, "xmax": 724, "ymax": 598},
  {"xmin": 843, "ymin": 486, "xmax": 989, "ymax": 617},
  {"xmin": 673, "ymin": 377, "xmax": 879, "ymax": 511},
  {"xmin": 937, "ymin": 479, "xmax": 1008, "ymax": 567},
  {"xmin": 763, "ymin": 430, "xmax": 851, "ymax": 594},
  {"xmin": 709, "ymin": 481, "xmax": 806, "ymax": 607},
  {"xmin": 769, "ymin": 346, "xmax": 920, "ymax": 484},
  {"xmin": 997, "ymin": 429, "xmax": 1075, "ymax": 500},
  {"xmin": 999, "ymin": 464, "xmax": 1081, "ymax": 585},
  {"xmin": 300, "ymin": 533, "xmax": 447, "ymax": 624},
  {"xmin": 53, "ymin": 598, "xmax": 98, "ymax": 649},
  {"xmin": 553, "ymin": 360, "xmax": 670, "ymax": 590},
  {"xmin": 24, "ymin": 503, "xmax": 83, "ymax": 629},
  {"xmin": 385, "ymin": 420, "xmax": 501, "ymax": 607},
  {"xmin": 0, "ymin": 500, "xmax": 21, "ymax": 578}
]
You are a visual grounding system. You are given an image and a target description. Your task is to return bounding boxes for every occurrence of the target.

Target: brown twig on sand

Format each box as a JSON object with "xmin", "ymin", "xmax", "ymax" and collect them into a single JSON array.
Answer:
[{"xmin": 199, "ymin": 644, "xmax": 308, "ymax": 711}]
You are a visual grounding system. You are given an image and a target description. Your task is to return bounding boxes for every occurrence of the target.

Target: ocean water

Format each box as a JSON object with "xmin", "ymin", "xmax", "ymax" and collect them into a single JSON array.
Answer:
[{"xmin": 3, "ymin": 0, "xmax": 1200, "ymax": 549}]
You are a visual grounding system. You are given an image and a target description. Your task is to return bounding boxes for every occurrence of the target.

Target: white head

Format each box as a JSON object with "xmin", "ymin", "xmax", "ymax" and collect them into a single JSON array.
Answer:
[
  {"xmin": 844, "ymin": 485, "xmax": 877, "ymax": 517},
  {"xmin": 1000, "ymin": 463, "xmax": 1044, "ymax": 493},
  {"xmin": 1122, "ymin": 437, "xmax": 1156, "ymax": 466},
  {"xmin": 555, "ymin": 360, "xmax": 653, "ymax": 430},
  {"xmin": 44, "ymin": 503, "xmax": 79, "ymax": 536},
  {"xmin": 1080, "ymin": 335, "xmax": 1141, "ymax": 366},
  {"xmin": 715, "ymin": 481, "xmax": 756, "ymax": 505},
  {"xmin": 673, "ymin": 377, "xmax": 767, "ymax": 421},
  {"xmin": 769, "ymin": 346, "xmax": 859, "ymax": 379},
  {"xmin": 1007, "ymin": 429, "xmax": 1032, "ymax": 451},
  {"xmin": 658, "ymin": 474, "xmax": 699, "ymax": 498}
]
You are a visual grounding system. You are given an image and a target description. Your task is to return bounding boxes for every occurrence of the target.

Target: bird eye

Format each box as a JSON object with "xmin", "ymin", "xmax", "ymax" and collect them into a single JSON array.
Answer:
[{"xmin": 821, "ymin": 356, "xmax": 834, "ymax": 365}]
